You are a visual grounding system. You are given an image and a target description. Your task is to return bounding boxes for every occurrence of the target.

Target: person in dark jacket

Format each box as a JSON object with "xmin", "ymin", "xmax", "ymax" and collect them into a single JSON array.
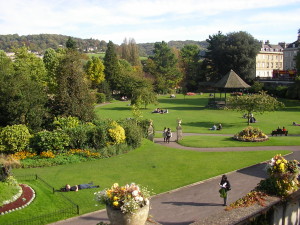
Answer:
[
  {"xmin": 60, "ymin": 182, "xmax": 99, "ymax": 192},
  {"xmin": 219, "ymin": 174, "xmax": 231, "ymax": 206}
]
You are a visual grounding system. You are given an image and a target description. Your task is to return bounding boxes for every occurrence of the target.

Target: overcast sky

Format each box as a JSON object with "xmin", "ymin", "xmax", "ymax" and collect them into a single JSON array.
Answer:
[{"xmin": 0, "ymin": 0, "xmax": 299, "ymax": 44}]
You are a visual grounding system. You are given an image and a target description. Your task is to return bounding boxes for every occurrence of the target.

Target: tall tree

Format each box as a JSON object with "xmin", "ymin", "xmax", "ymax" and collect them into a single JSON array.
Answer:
[
  {"xmin": 120, "ymin": 38, "xmax": 141, "ymax": 67},
  {"xmin": 85, "ymin": 56, "xmax": 105, "ymax": 88},
  {"xmin": 66, "ymin": 37, "xmax": 77, "ymax": 50},
  {"xmin": 206, "ymin": 31, "xmax": 260, "ymax": 81},
  {"xmin": 13, "ymin": 46, "xmax": 47, "ymax": 85},
  {"xmin": 53, "ymin": 50, "xmax": 95, "ymax": 122},
  {"xmin": 103, "ymin": 41, "xmax": 121, "ymax": 93},
  {"xmin": 0, "ymin": 49, "xmax": 47, "ymax": 131},
  {"xmin": 179, "ymin": 44, "xmax": 201, "ymax": 91},
  {"xmin": 43, "ymin": 48, "xmax": 63, "ymax": 94},
  {"xmin": 150, "ymin": 41, "xmax": 183, "ymax": 93}
]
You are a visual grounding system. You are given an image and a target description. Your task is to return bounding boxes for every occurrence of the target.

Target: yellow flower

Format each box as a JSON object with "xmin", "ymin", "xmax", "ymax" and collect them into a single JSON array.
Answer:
[
  {"xmin": 113, "ymin": 201, "xmax": 119, "ymax": 207},
  {"xmin": 279, "ymin": 163, "xmax": 285, "ymax": 172},
  {"xmin": 113, "ymin": 196, "xmax": 119, "ymax": 201}
]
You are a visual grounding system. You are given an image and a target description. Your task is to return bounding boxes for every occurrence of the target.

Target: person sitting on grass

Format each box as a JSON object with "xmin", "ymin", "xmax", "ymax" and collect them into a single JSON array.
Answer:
[
  {"xmin": 60, "ymin": 182, "xmax": 99, "ymax": 192},
  {"xmin": 217, "ymin": 124, "xmax": 222, "ymax": 130},
  {"xmin": 209, "ymin": 124, "xmax": 217, "ymax": 130}
]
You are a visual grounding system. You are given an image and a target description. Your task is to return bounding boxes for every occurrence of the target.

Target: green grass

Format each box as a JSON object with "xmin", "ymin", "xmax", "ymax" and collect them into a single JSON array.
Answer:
[
  {"xmin": 179, "ymin": 135, "xmax": 300, "ymax": 148},
  {"xmin": 0, "ymin": 182, "xmax": 20, "ymax": 206},
  {"xmin": 1, "ymin": 179, "xmax": 73, "ymax": 224},
  {"xmin": 8, "ymin": 140, "xmax": 290, "ymax": 224},
  {"xmin": 86, "ymin": 52, "xmax": 105, "ymax": 59},
  {"xmin": 95, "ymin": 94, "xmax": 300, "ymax": 135}
]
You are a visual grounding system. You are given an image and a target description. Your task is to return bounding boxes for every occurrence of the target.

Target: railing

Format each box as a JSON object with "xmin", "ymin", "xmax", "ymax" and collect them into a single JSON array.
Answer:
[{"xmin": 5, "ymin": 174, "xmax": 80, "ymax": 225}]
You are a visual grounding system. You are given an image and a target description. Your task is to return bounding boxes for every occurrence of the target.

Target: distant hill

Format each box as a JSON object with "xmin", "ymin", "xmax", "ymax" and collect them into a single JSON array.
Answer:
[
  {"xmin": 138, "ymin": 40, "xmax": 208, "ymax": 56},
  {"xmin": 0, "ymin": 34, "xmax": 208, "ymax": 57},
  {"xmin": 0, "ymin": 34, "xmax": 107, "ymax": 53}
]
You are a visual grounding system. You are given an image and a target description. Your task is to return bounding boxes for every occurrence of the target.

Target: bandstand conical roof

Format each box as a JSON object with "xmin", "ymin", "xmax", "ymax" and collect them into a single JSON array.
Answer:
[{"xmin": 214, "ymin": 69, "xmax": 251, "ymax": 89}]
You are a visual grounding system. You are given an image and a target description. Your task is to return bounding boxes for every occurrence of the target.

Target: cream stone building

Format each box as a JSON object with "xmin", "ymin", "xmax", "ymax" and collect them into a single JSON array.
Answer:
[
  {"xmin": 255, "ymin": 41, "xmax": 284, "ymax": 78},
  {"xmin": 283, "ymin": 30, "xmax": 300, "ymax": 70}
]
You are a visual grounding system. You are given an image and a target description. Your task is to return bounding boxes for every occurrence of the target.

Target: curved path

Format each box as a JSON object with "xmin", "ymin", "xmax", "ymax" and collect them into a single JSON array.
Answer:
[{"xmin": 50, "ymin": 133, "xmax": 300, "ymax": 225}]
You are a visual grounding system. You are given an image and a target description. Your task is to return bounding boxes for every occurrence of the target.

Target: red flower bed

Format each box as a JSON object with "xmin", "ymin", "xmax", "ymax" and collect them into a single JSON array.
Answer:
[
  {"xmin": 186, "ymin": 92, "xmax": 196, "ymax": 96},
  {"xmin": 0, "ymin": 184, "xmax": 35, "ymax": 215}
]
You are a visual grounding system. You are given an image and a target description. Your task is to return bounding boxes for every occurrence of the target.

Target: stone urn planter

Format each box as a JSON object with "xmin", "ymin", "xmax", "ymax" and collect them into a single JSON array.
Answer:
[{"xmin": 106, "ymin": 203, "xmax": 150, "ymax": 225}]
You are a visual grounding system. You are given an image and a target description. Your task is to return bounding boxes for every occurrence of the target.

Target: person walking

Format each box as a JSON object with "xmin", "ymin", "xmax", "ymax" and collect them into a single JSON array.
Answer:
[
  {"xmin": 163, "ymin": 127, "xmax": 167, "ymax": 142},
  {"xmin": 219, "ymin": 174, "xmax": 231, "ymax": 206},
  {"xmin": 166, "ymin": 128, "xmax": 172, "ymax": 143}
]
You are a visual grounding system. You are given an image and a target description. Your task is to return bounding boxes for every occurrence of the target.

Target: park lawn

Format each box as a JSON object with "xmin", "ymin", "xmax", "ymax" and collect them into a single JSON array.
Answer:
[
  {"xmin": 179, "ymin": 135, "xmax": 300, "ymax": 148},
  {"xmin": 1, "ymin": 179, "xmax": 71, "ymax": 224},
  {"xmin": 95, "ymin": 94, "xmax": 300, "ymax": 135},
  {"xmin": 9, "ymin": 140, "xmax": 290, "ymax": 224}
]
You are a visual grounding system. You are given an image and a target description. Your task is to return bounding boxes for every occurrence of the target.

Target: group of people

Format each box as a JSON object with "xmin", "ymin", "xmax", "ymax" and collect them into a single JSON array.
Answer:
[
  {"xmin": 162, "ymin": 127, "xmax": 172, "ymax": 143},
  {"xmin": 152, "ymin": 108, "xmax": 168, "ymax": 114},
  {"xmin": 209, "ymin": 124, "xmax": 222, "ymax": 131}
]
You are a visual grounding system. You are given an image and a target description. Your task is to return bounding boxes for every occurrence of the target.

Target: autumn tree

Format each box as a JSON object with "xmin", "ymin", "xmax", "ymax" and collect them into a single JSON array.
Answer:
[
  {"xmin": 227, "ymin": 91, "xmax": 284, "ymax": 125},
  {"xmin": 85, "ymin": 56, "xmax": 105, "ymax": 88}
]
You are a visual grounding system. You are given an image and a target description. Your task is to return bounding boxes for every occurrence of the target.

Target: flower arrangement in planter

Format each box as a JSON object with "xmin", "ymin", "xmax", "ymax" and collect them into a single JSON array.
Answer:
[
  {"xmin": 95, "ymin": 183, "xmax": 151, "ymax": 225},
  {"xmin": 95, "ymin": 183, "xmax": 151, "ymax": 214},
  {"xmin": 233, "ymin": 126, "xmax": 268, "ymax": 142},
  {"xmin": 262, "ymin": 154, "xmax": 300, "ymax": 196}
]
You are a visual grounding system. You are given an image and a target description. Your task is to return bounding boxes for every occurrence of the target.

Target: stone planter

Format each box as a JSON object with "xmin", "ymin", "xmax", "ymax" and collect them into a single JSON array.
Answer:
[{"xmin": 106, "ymin": 203, "xmax": 150, "ymax": 225}]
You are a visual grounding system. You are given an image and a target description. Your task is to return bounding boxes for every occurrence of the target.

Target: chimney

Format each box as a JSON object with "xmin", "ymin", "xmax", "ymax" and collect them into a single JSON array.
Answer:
[{"xmin": 298, "ymin": 28, "xmax": 300, "ymax": 41}]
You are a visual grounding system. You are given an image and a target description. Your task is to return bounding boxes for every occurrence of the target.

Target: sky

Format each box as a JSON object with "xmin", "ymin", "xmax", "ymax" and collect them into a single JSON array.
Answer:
[{"xmin": 0, "ymin": 0, "xmax": 299, "ymax": 45}]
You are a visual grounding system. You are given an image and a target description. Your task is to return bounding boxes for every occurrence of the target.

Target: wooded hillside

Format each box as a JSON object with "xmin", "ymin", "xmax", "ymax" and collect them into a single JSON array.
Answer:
[{"xmin": 0, "ymin": 34, "xmax": 208, "ymax": 56}]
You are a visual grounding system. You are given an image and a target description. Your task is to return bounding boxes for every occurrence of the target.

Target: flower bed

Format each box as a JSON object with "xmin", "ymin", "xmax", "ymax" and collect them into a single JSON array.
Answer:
[
  {"xmin": 0, "ymin": 184, "xmax": 35, "ymax": 215},
  {"xmin": 233, "ymin": 126, "xmax": 269, "ymax": 142}
]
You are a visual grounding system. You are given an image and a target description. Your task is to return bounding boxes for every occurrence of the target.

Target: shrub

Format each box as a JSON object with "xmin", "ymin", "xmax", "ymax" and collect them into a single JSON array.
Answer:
[
  {"xmin": 96, "ymin": 93, "xmax": 106, "ymax": 103},
  {"xmin": 30, "ymin": 130, "xmax": 70, "ymax": 154},
  {"xmin": 52, "ymin": 116, "xmax": 80, "ymax": 130},
  {"xmin": 137, "ymin": 119, "xmax": 154, "ymax": 138},
  {"xmin": 0, "ymin": 124, "xmax": 31, "ymax": 153},
  {"xmin": 87, "ymin": 120, "xmax": 110, "ymax": 150},
  {"xmin": 119, "ymin": 119, "xmax": 143, "ymax": 148},
  {"xmin": 107, "ymin": 121, "xmax": 126, "ymax": 145},
  {"xmin": 65, "ymin": 124, "xmax": 94, "ymax": 149}
]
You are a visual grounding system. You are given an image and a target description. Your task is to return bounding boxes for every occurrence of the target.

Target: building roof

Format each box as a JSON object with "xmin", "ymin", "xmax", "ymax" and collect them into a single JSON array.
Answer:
[{"xmin": 214, "ymin": 70, "xmax": 251, "ymax": 89}]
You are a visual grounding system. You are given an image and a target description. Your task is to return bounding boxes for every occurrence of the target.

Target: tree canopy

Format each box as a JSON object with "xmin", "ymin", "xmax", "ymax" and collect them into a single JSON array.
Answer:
[
  {"xmin": 205, "ymin": 31, "xmax": 260, "ymax": 81},
  {"xmin": 148, "ymin": 41, "xmax": 183, "ymax": 93},
  {"xmin": 227, "ymin": 91, "xmax": 284, "ymax": 125}
]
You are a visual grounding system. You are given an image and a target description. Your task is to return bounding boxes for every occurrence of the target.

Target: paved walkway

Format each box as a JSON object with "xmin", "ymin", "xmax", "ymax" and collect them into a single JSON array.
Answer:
[{"xmin": 50, "ymin": 133, "xmax": 300, "ymax": 225}]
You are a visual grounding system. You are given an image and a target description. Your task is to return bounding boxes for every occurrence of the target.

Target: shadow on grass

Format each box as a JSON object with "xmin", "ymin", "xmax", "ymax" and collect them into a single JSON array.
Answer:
[
  {"xmin": 101, "ymin": 107, "xmax": 129, "ymax": 111},
  {"xmin": 184, "ymin": 121, "xmax": 236, "ymax": 129},
  {"xmin": 159, "ymin": 98, "xmax": 209, "ymax": 106}
]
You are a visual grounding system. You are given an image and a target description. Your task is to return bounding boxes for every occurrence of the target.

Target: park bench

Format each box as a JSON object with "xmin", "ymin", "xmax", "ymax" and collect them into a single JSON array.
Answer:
[{"xmin": 271, "ymin": 130, "xmax": 288, "ymax": 136}]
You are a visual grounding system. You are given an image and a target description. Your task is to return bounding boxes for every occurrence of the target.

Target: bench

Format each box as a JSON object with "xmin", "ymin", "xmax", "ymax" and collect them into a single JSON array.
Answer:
[{"xmin": 271, "ymin": 130, "xmax": 288, "ymax": 136}]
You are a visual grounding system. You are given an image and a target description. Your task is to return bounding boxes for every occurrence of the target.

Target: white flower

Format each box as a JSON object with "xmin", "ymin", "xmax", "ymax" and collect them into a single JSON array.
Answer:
[{"xmin": 132, "ymin": 190, "xmax": 139, "ymax": 197}]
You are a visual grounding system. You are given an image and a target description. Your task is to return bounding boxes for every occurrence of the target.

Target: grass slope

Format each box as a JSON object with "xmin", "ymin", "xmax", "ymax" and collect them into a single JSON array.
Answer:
[{"xmin": 9, "ymin": 140, "xmax": 289, "ymax": 222}]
